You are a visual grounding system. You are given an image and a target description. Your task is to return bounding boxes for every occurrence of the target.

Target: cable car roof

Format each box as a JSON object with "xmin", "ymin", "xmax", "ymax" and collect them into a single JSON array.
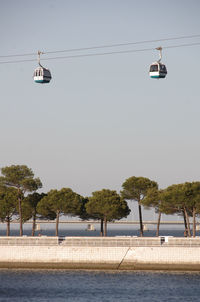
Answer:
[
  {"xmin": 34, "ymin": 66, "xmax": 50, "ymax": 71},
  {"xmin": 150, "ymin": 61, "xmax": 166, "ymax": 66}
]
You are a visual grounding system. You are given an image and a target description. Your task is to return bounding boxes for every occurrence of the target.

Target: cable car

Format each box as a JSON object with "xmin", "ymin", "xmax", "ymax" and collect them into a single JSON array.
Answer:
[
  {"xmin": 33, "ymin": 66, "xmax": 51, "ymax": 83},
  {"xmin": 33, "ymin": 51, "xmax": 52, "ymax": 84},
  {"xmin": 149, "ymin": 47, "xmax": 167, "ymax": 79}
]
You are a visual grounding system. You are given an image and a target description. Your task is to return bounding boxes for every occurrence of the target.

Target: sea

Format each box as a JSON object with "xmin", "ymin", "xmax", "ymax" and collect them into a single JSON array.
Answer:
[{"xmin": 0, "ymin": 223, "xmax": 200, "ymax": 302}]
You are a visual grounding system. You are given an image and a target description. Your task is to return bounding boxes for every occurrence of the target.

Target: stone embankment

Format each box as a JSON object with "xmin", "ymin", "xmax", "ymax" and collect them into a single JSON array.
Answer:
[{"xmin": 0, "ymin": 236, "xmax": 200, "ymax": 270}]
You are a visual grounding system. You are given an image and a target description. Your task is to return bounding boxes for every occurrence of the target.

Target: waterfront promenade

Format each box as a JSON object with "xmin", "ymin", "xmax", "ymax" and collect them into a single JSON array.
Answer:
[{"xmin": 0, "ymin": 236, "xmax": 200, "ymax": 270}]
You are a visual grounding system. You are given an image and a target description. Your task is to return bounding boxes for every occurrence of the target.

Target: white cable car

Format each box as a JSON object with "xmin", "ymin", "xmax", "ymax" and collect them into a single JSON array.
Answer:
[
  {"xmin": 33, "ymin": 51, "xmax": 52, "ymax": 84},
  {"xmin": 149, "ymin": 47, "xmax": 167, "ymax": 79}
]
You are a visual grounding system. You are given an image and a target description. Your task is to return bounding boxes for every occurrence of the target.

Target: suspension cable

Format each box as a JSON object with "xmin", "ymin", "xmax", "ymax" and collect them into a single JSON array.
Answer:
[
  {"xmin": 0, "ymin": 41, "xmax": 200, "ymax": 65},
  {"xmin": 0, "ymin": 33, "xmax": 200, "ymax": 59}
]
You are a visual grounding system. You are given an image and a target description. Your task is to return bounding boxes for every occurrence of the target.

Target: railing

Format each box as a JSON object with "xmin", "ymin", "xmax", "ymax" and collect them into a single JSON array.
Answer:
[{"xmin": 0, "ymin": 236, "xmax": 200, "ymax": 247}]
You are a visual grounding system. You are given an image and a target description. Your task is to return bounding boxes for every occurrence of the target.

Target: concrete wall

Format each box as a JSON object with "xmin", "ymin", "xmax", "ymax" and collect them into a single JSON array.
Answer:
[{"xmin": 0, "ymin": 236, "xmax": 200, "ymax": 270}]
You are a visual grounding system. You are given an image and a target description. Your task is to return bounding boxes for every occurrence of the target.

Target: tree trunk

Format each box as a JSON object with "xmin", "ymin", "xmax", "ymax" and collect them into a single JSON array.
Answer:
[
  {"xmin": 6, "ymin": 218, "xmax": 10, "ymax": 236},
  {"xmin": 183, "ymin": 210, "xmax": 188, "ymax": 237},
  {"xmin": 18, "ymin": 190, "xmax": 23, "ymax": 236},
  {"xmin": 184, "ymin": 207, "xmax": 191, "ymax": 237},
  {"xmin": 104, "ymin": 217, "xmax": 107, "ymax": 237},
  {"xmin": 156, "ymin": 211, "xmax": 161, "ymax": 237},
  {"xmin": 32, "ymin": 212, "xmax": 36, "ymax": 236},
  {"xmin": 193, "ymin": 207, "xmax": 196, "ymax": 238},
  {"xmin": 100, "ymin": 219, "xmax": 103, "ymax": 237},
  {"xmin": 55, "ymin": 211, "xmax": 60, "ymax": 237},
  {"xmin": 138, "ymin": 202, "xmax": 143, "ymax": 237}
]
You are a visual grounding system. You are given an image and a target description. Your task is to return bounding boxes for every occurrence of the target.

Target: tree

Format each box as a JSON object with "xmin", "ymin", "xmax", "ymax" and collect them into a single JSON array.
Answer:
[
  {"xmin": 181, "ymin": 182, "xmax": 200, "ymax": 237},
  {"xmin": 158, "ymin": 183, "xmax": 200, "ymax": 237},
  {"xmin": 23, "ymin": 192, "xmax": 46, "ymax": 236},
  {"xmin": 121, "ymin": 176, "xmax": 158, "ymax": 236},
  {"xmin": 0, "ymin": 186, "xmax": 18, "ymax": 236},
  {"xmin": 77, "ymin": 196, "xmax": 105, "ymax": 234},
  {"xmin": 86, "ymin": 189, "xmax": 130, "ymax": 236},
  {"xmin": 142, "ymin": 188, "xmax": 163, "ymax": 236},
  {"xmin": 163, "ymin": 184, "xmax": 190, "ymax": 235},
  {"xmin": 142, "ymin": 187, "xmax": 179, "ymax": 236},
  {"xmin": 37, "ymin": 188, "xmax": 81, "ymax": 236},
  {"xmin": 0, "ymin": 165, "xmax": 42, "ymax": 236}
]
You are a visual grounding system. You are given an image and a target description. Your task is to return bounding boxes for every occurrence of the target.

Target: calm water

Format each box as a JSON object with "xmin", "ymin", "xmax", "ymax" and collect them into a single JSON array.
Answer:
[
  {"xmin": 0, "ymin": 223, "xmax": 189, "ymax": 237},
  {"xmin": 0, "ymin": 270, "xmax": 200, "ymax": 302}
]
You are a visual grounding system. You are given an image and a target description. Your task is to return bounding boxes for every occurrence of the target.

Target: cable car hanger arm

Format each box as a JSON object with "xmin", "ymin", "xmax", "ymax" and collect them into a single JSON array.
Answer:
[{"xmin": 156, "ymin": 47, "xmax": 162, "ymax": 63}]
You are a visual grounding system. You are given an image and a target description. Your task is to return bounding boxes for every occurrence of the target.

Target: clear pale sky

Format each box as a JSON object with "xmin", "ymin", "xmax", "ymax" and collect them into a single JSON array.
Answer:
[{"xmin": 1, "ymin": 0, "xmax": 200, "ymax": 220}]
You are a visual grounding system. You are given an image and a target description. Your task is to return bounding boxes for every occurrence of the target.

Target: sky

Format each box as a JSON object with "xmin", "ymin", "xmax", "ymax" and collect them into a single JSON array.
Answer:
[{"xmin": 1, "ymin": 0, "xmax": 200, "ymax": 221}]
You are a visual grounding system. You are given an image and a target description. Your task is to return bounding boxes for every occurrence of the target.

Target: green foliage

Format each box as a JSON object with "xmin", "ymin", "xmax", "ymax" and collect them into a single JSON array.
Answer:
[
  {"xmin": 25, "ymin": 192, "xmax": 47, "ymax": 213},
  {"xmin": 21, "ymin": 201, "xmax": 33, "ymax": 223},
  {"xmin": 37, "ymin": 187, "xmax": 81, "ymax": 236},
  {"xmin": 142, "ymin": 188, "xmax": 162, "ymax": 211},
  {"xmin": 74, "ymin": 196, "xmax": 96, "ymax": 220},
  {"xmin": 22, "ymin": 192, "xmax": 47, "ymax": 222},
  {"xmin": 37, "ymin": 188, "xmax": 81, "ymax": 217},
  {"xmin": 0, "ymin": 165, "xmax": 42, "ymax": 236},
  {"xmin": 86, "ymin": 189, "xmax": 130, "ymax": 221},
  {"xmin": 160, "ymin": 182, "xmax": 200, "ymax": 215},
  {"xmin": 36, "ymin": 199, "xmax": 56, "ymax": 221},
  {"xmin": 1, "ymin": 164, "xmax": 200, "ymax": 237},
  {"xmin": 0, "ymin": 165, "xmax": 33, "ymax": 185},
  {"xmin": 142, "ymin": 187, "xmax": 176, "ymax": 215},
  {"xmin": 183, "ymin": 182, "xmax": 200, "ymax": 212},
  {"xmin": 0, "ymin": 165, "xmax": 42, "ymax": 192},
  {"xmin": 121, "ymin": 176, "xmax": 158, "ymax": 236},
  {"xmin": 159, "ymin": 184, "xmax": 184, "ymax": 214},
  {"xmin": 0, "ymin": 186, "xmax": 18, "ymax": 222},
  {"xmin": 121, "ymin": 176, "xmax": 158, "ymax": 203}
]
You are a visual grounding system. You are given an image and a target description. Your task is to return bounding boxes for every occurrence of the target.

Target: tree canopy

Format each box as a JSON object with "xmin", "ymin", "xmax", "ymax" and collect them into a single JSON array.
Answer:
[
  {"xmin": 121, "ymin": 176, "xmax": 158, "ymax": 236},
  {"xmin": 159, "ymin": 182, "xmax": 200, "ymax": 237},
  {"xmin": 86, "ymin": 189, "xmax": 130, "ymax": 236},
  {"xmin": 22, "ymin": 192, "xmax": 47, "ymax": 236},
  {"xmin": 1, "ymin": 163, "xmax": 200, "ymax": 238},
  {"xmin": 0, "ymin": 165, "xmax": 42, "ymax": 236},
  {"xmin": 0, "ymin": 186, "xmax": 18, "ymax": 236},
  {"xmin": 37, "ymin": 188, "xmax": 82, "ymax": 236}
]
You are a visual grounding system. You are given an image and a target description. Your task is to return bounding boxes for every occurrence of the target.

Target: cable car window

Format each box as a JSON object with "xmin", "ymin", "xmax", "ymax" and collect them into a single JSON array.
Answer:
[
  {"xmin": 150, "ymin": 65, "xmax": 158, "ymax": 72},
  {"xmin": 160, "ymin": 65, "xmax": 167, "ymax": 72}
]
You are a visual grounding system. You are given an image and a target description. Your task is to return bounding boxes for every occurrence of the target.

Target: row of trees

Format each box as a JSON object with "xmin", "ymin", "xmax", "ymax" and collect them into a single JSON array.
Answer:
[
  {"xmin": 0, "ymin": 165, "xmax": 130, "ymax": 236},
  {"xmin": 0, "ymin": 165, "xmax": 200, "ymax": 237},
  {"xmin": 121, "ymin": 177, "xmax": 200, "ymax": 237}
]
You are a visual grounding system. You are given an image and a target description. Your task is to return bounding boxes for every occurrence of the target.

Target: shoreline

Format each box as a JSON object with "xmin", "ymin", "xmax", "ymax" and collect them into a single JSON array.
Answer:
[
  {"xmin": 1, "ymin": 236, "xmax": 200, "ymax": 271},
  {"xmin": 1, "ymin": 262, "xmax": 200, "ymax": 271}
]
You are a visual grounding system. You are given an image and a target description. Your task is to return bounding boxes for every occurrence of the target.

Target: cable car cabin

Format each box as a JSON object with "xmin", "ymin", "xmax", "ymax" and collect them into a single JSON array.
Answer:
[
  {"xmin": 149, "ymin": 62, "xmax": 167, "ymax": 79},
  {"xmin": 33, "ymin": 67, "xmax": 52, "ymax": 84}
]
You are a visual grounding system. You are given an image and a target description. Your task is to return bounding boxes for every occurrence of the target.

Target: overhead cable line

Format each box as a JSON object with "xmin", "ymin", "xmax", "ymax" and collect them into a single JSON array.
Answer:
[
  {"xmin": 43, "ymin": 34, "xmax": 200, "ymax": 55},
  {"xmin": 0, "ymin": 41, "xmax": 200, "ymax": 65},
  {"xmin": 0, "ymin": 33, "xmax": 200, "ymax": 59}
]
